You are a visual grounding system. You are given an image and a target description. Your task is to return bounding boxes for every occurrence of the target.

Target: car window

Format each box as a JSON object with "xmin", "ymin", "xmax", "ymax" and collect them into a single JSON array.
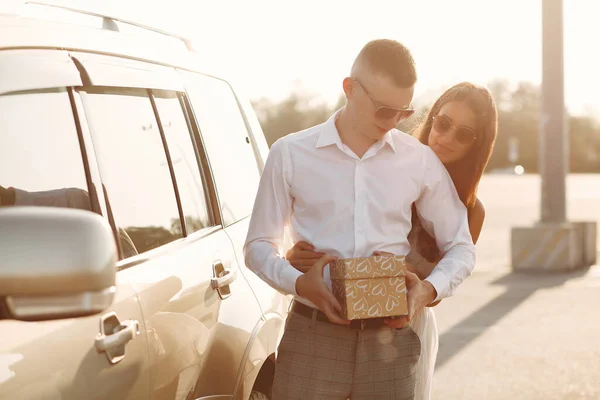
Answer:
[
  {"xmin": 0, "ymin": 89, "xmax": 91, "ymax": 212},
  {"xmin": 153, "ymin": 92, "xmax": 213, "ymax": 234},
  {"xmin": 181, "ymin": 72, "xmax": 261, "ymax": 226},
  {"xmin": 81, "ymin": 88, "xmax": 183, "ymax": 256}
]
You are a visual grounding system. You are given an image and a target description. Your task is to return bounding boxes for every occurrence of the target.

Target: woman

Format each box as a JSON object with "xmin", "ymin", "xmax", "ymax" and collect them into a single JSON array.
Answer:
[{"xmin": 285, "ymin": 82, "xmax": 498, "ymax": 399}]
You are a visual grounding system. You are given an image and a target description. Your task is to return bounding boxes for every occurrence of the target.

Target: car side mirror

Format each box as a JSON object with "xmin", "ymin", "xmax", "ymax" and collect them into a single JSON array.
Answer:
[{"xmin": 0, "ymin": 207, "xmax": 117, "ymax": 321}]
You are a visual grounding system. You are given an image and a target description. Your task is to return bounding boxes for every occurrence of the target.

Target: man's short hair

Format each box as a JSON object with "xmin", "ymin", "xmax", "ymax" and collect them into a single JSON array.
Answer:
[{"xmin": 351, "ymin": 39, "xmax": 417, "ymax": 88}]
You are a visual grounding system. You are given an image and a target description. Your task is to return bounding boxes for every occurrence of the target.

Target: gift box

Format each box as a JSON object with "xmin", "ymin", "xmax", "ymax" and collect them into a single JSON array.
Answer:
[{"xmin": 330, "ymin": 255, "xmax": 408, "ymax": 320}]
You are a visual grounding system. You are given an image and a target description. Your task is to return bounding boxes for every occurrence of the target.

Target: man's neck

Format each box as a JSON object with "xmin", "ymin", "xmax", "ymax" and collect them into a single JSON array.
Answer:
[{"xmin": 335, "ymin": 109, "xmax": 377, "ymax": 159}]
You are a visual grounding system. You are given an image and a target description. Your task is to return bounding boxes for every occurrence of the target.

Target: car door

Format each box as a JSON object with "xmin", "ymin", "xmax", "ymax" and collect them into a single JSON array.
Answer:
[
  {"xmin": 0, "ymin": 49, "xmax": 150, "ymax": 400},
  {"xmin": 180, "ymin": 71, "xmax": 293, "ymax": 398},
  {"xmin": 73, "ymin": 52, "xmax": 264, "ymax": 400},
  {"xmin": 179, "ymin": 71, "xmax": 291, "ymax": 316}
]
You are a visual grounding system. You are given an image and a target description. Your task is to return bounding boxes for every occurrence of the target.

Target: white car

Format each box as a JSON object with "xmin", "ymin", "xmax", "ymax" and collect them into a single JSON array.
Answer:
[{"xmin": 0, "ymin": 2, "xmax": 290, "ymax": 399}]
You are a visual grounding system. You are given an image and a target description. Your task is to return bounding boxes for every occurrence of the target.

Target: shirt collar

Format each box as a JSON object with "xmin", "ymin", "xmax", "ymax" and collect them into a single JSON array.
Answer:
[
  {"xmin": 315, "ymin": 109, "xmax": 343, "ymax": 149},
  {"xmin": 382, "ymin": 131, "xmax": 396, "ymax": 152},
  {"xmin": 315, "ymin": 108, "xmax": 396, "ymax": 153}
]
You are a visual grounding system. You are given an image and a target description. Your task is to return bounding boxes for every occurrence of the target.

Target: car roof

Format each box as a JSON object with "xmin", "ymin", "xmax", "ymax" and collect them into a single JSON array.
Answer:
[{"xmin": 0, "ymin": 3, "xmax": 228, "ymax": 81}]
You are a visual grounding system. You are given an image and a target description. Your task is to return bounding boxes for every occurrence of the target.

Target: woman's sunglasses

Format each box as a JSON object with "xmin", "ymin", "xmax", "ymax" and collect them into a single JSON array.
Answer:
[
  {"xmin": 432, "ymin": 115, "xmax": 477, "ymax": 145},
  {"xmin": 354, "ymin": 79, "xmax": 415, "ymax": 121}
]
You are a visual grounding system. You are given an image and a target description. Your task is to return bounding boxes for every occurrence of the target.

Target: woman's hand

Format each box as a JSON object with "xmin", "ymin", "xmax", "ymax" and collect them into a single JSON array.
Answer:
[{"xmin": 286, "ymin": 241, "xmax": 325, "ymax": 273}]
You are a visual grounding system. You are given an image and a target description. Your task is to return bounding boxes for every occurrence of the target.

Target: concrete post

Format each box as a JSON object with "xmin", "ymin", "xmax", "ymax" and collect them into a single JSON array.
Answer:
[
  {"xmin": 540, "ymin": 0, "xmax": 567, "ymax": 224},
  {"xmin": 510, "ymin": 0, "xmax": 597, "ymax": 271}
]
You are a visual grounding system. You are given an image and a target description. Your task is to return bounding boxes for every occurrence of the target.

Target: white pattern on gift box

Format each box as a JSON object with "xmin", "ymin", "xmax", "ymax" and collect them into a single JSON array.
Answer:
[
  {"xmin": 386, "ymin": 295, "xmax": 400, "ymax": 312},
  {"xmin": 355, "ymin": 258, "xmax": 372, "ymax": 274},
  {"xmin": 368, "ymin": 302, "xmax": 383, "ymax": 317},
  {"xmin": 356, "ymin": 279, "xmax": 372, "ymax": 293},
  {"xmin": 379, "ymin": 256, "xmax": 394, "ymax": 271},
  {"xmin": 372, "ymin": 281, "xmax": 387, "ymax": 296},
  {"xmin": 354, "ymin": 297, "xmax": 368, "ymax": 313},
  {"xmin": 389, "ymin": 276, "xmax": 402, "ymax": 286},
  {"xmin": 389, "ymin": 276, "xmax": 407, "ymax": 293},
  {"xmin": 345, "ymin": 282, "xmax": 357, "ymax": 299}
]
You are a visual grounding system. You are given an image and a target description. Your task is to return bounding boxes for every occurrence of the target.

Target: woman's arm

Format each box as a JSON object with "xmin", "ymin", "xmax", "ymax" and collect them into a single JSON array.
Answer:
[
  {"xmin": 468, "ymin": 198, "xmax": 486, "ymax": 245},
  {"xmin": 426, "ymin": 198, "xmax": 485, "ymax": 307},
  {"xmin": 285, "ymin": 241, "xmax": 325, "ymax": 273},
  {"xmin": 286, "ymin": 199, "xmax": 486, "ymax": 286}
]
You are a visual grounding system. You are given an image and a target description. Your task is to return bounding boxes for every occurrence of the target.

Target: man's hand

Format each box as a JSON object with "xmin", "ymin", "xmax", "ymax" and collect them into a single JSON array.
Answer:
[
  {"xmin": 295, "ymin": 254, "xmax": 350, "ymax": 325},
  {"xmin": 287, "ymin": 241, "xmax": 325, "ymax": 273},
  {"xmin": 384, "ymin": 271, "xmax": 437, "ymax": 329}
]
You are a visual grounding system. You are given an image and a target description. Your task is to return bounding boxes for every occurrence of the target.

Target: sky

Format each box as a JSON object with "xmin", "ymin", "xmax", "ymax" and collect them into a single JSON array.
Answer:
[
  {"xmin": 158, "ymin": 0, "xmax": 599, "ymax": 117},
  {"xmin": 5, "ymin": 0, "xmax": 599, "ymax": 117}
]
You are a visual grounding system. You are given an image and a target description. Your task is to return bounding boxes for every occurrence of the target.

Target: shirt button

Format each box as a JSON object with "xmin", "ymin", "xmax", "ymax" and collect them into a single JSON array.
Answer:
[{"xmin": 357, "ymin": 228, "xmax": 364, "ymax": 234}]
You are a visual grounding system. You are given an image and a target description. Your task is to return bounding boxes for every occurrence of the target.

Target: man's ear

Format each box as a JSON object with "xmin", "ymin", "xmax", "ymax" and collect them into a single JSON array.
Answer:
[{"xmin": 342, "ymin": 77, "xmax": 356, "ymax": 99}]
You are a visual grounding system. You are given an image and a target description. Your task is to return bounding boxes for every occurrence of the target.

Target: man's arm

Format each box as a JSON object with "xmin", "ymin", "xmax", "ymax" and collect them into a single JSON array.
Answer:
[
  {"xmin": 243, "ymin": 139, "xmax": 303, "ymax": 295},
  {"xmin": 415, "ymin": 148, "xmax": 476, "ymax": 302}
]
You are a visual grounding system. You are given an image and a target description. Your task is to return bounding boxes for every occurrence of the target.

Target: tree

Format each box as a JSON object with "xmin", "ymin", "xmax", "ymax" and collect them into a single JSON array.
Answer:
[
  {"xmin": 253, "ymin": 82, "xmax": 600, "ymax": 173},
  {"xmin": 570, "ymin": 116, "xmax": 600, "ymax": 172},
  {"xmin": 487, "ymin": 80, "xmax": 600, "ymax": 173},
  {"xmin": 253, "ymin": 93, "xmax": 334, "ymax": 146}
]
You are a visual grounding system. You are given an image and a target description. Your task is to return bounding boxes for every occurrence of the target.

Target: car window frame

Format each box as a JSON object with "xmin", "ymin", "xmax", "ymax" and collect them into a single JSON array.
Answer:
[
  {"xmin": 150, "ymin": 89, "xmax": 218, "ymax": 232},
  {"xmin": 0, "ymin": 86, "xmax": 101, "ymax": 216},
  {"xmin": 69, "ymin": 53, "xmax": 222, "ymax": 268},
  {"xmin": 79, "ymin": 86, "xmax": 187, "ymax": 260},
  {"xmin": 0, "ymin": 49, "xmax": 82, "ymax": 95},
  {"xmin": 178, "ymin": 70, "xmax": 262, "ymax": 227}
]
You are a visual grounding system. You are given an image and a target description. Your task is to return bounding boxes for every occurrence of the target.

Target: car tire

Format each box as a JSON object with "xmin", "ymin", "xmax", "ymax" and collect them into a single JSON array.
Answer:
[{"xmin": 249, "ymin": 390, "xmax": 270, "ymax": 400}]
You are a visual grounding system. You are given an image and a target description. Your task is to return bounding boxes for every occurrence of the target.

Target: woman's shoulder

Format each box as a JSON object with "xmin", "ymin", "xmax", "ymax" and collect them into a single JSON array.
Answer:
[{"xmin": 470, "ymin": 197, "xmax": 486, "ymax": 220}]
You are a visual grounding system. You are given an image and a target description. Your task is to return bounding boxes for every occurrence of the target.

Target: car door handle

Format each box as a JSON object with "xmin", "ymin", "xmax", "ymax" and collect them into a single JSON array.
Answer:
[
  {"xmin": 211, "ymin": 267, "xmax": 237, "ymax": 289},
  {"xmin": 95, "ymin": 312, "xmax": 140, "ymax": 364},
  {"xmin": 212, "ymin": 260, "xmax": 236, "ymax": 300}
]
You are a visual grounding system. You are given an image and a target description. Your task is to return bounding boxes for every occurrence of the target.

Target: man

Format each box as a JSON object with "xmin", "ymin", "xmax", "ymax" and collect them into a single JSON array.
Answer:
[{"xmin": 244, "ymin": 39, "xmax": 475, "ymax": 399}]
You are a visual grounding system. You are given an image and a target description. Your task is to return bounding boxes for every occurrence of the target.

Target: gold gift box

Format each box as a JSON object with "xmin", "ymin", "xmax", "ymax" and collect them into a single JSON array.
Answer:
[{"xmin": 331, "ymin": 255, "xmax": 408, "ymax": 320}]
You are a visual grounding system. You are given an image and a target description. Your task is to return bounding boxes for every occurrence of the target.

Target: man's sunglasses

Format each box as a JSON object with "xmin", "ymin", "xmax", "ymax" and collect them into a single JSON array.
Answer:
[
  {"xmin": 354, "ymin": 79, "xmax": 415, "ymax": 121},
  {"xmin": 432, "ymin": 115, "xmax": 477, "ymax": 145}
]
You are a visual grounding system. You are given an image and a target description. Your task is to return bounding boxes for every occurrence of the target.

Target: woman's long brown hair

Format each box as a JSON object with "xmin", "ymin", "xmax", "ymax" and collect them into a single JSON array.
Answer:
[{"xmin": 411, "ymin": 82, "xmax": 498, "ymax": 262}]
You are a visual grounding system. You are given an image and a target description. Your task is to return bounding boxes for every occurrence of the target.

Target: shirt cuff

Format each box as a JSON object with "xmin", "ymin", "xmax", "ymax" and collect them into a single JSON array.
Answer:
[
  {"xmin": 279, "ymin": 262, "xmax": 303, "ymax": 296},
  {"xmin": 425, "ymin": 269, "xmax": 449, "ymax": 303}
]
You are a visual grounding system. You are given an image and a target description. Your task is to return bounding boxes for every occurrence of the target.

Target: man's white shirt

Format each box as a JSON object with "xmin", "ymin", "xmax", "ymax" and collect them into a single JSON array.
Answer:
[{"xmin": 244, "ymin": 110, "xmax": 476, "ymax": 307}]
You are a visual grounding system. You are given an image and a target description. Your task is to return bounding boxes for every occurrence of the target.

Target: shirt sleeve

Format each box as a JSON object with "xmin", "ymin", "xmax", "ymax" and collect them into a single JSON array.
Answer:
[
  {"xmin": 243, "ymin": 138, "xmax": 303, "ymax": 295},
  {"xmin": 415, "ymin": 147, "xmax": 476, "ymax": 301}
]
